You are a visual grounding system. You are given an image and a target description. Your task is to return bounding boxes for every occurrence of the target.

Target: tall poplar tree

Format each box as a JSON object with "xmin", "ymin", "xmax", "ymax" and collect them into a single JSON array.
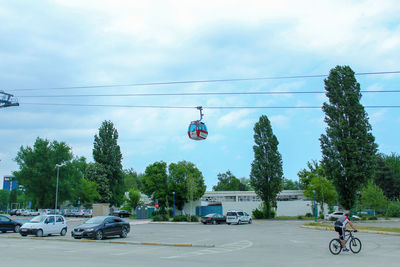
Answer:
[
  {"xmin": 320, "ymin": 65, "xmax": 377, "ymax": 210},
  {"xmin": 250, "ymin": 115, "xmax": 283, "ymax": 218},
  {"xmin": 92, "ymin": 120, "xmax": 124, "ymax": 206}
]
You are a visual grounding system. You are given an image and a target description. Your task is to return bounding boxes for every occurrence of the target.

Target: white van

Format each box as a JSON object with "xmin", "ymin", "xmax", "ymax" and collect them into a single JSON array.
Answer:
[
  {"xmin": 226, "ymin": 210, "xmax": 252, "ymax": 225},
  {"xmin": 19, "ymin": 215, "xmax": 67, "ymax": 237}
]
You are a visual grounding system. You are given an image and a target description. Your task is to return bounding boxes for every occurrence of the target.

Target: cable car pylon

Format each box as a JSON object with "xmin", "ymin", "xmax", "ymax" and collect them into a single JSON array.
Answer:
[
  {"xmin": 188, "ymin": 106, "xmax": 208, "ymax": 140},
  {"xmin": 0, "ymin": 90, "xmax": 19, "ymax": 109}
]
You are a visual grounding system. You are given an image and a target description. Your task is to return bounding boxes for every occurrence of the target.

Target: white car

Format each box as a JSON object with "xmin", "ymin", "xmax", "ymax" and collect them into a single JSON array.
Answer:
[
  {"xmin": 22, "ymin": 209, "xmax": 40, "ymax": 216},
  {"xmin": 226, "ymin": 210, "xmax": 252, "ymax": 225},
  {"xmin": 19, "ymin": 215, "xmax": 67, "ymax": 237},
  {"xmin": 325, "ymin": 211, "xmax": 345, "ymax": 220}
]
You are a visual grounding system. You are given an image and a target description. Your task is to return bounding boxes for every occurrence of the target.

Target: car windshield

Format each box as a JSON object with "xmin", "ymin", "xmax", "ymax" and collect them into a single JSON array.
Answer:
[
  {"xmin": 30, "ymin": 215, "xmax": 46, "ymax": 223},
  {"xmin": 205, "ymin": 214, "xmax": 216, "ymax": 217},
  {"xmin": 84, "ymin": 217, "xmax": 105, "ymax": 224}
]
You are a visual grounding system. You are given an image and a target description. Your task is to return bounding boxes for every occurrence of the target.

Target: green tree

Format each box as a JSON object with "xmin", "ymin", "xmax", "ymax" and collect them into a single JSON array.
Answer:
[
  {"xmin": 141, "ymin": 161, "xmax": 169, "ymax": 210},
  {"xmin": 213, "ymin": 171, "xmax": 250, "ymax": 191},
  {"xmin": 250, "ymin": 115, "xmax": 283, "ymax": 218},
  {"xmin": 375, "ymin": 153, "xmax": 400, "ymax": 200},
  {"xmin": 9, "ymin": 189, "xmax": 18, "ymax": 208},
  {"xmin": 320, "ymin": 66, "xmax": 378, "ymax": 210},
  {"xmin": 282, "ymin": 178, "xmax": 301, "ymax": 190},
  {"xmin": 86, "ymin": 162, "xmax": 112, "ymax": 203},
  {"xmin": 92, "ymin": 120, "xmax": 124, "ymax": 206},
  {"xmin": 125, "ymin": 188, "xmax": 143, "ymax": 212},
  {"xmin": 168, "ymin": 161, "xmax": 206, "ymax": 213},
  {"xmin": 123, "ymin": 168, "xmax": 142, "ymax": 191},
  {"xmin": 303, "ymin": 175, "xmax": 338, "ymax": 214},
  {"xmin": 298, "ymin": 160, "xmax": 324, "ymax": 189},
  {"xmin": 360, "ymin": 181, "xmax": 387, "ymax": 214},
  {"xmin": 0, "ymin": 190, "xmax": 10, "ymax": 210},
  {"xmin": 14, "ymin": 137, "xmax": 81, "ymax": 208},
  {"xmin": 79, "ymin": 178, "xmax": 101, "ymax": 208}
]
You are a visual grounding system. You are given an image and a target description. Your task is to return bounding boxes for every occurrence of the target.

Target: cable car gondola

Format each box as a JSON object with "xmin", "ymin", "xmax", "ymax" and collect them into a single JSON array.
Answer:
[{"xmin": 188, "ymin": 106, "xmax": 208, "ymax": 140}]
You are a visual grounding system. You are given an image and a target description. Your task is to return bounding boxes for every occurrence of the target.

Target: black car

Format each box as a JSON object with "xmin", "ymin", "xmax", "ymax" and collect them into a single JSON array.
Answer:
[
  {"xmin": 0, "ymin": 215, "xmax": 22, "ymax": 233},
  {"xmin": 113, "ymin": 210, "xmax": 131, "ymax": 218},
  {"xmin": 71, "ymin": 216, "xmax": 130, "ymax": 240},
  {"xmin": 9, "ymin": 209, "xmax": 18, "ymax": 216},
  {"xmin": 200, "ymin": 213, "xmax": 226, "ymax": 224}
]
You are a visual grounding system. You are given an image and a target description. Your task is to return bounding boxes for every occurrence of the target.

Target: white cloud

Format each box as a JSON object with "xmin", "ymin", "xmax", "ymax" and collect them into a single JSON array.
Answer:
[
  {"xmin": 217, "ymin": 109, "xmax": 255, "ymax": 129},
  {"xmin": 270, "ymin": 115, "xmax": 290, "ymax": 129}
]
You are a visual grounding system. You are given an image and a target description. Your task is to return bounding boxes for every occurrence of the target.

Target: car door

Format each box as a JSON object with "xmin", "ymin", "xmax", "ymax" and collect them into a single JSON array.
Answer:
[
  {"xmin": 103, "ymin": 217, "xmax": 117, "ymax": 236},
  {"xmin": 55, "ymin": 216, "xmax": 65, "ymax": 234},
  {"xmin": 44, "ymin": 216, "xmax": 56, "ymax": 234},
  {"xmin": 0, "ymin": 215, "xmax": 12, "ymax": 231}
]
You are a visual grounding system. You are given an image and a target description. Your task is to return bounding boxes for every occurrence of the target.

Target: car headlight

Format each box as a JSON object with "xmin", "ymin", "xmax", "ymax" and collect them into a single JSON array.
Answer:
[{"xmin": 86, "ymin": 228, "xmax": 94, "ymax": 231}]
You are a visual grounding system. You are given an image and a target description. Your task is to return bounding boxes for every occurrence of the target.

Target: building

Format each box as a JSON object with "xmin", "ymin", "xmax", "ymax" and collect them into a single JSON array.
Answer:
[
  {"xmin": 3, "ymin": 176, "xmax": 18, "ymax": 192},
  {"xmin": 182, "ymin": 190, "xmax": 313, "ymax": 217}
]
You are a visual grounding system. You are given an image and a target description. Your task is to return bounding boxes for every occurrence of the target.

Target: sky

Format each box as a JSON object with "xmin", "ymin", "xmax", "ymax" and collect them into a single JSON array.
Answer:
[{"xmin": 1, "ymin": 0, "xmax": 400, "ymax": 190}]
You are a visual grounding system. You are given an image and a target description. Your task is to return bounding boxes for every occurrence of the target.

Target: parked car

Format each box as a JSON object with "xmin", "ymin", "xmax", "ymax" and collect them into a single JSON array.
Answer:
[
  {"xmin": 325, "ymin": 211, "xmax": 345, "ymax": 220},
  {"xmin": 22, "ymin": 209, "xmax": 40, "ymax": 216},
  {"xmin": 19, "ymin": 215, "xmax": 67, "ymax": 237},
  {"xmin": 15, "ymin": 209, "xmax": 25, "ymax": 216},
  {"xmin": 200, "ymin": 213, "xmax": 226, "ymax": 224},
  {"xmin": 226, "ymin": 210, "xmax": 252, "ymax": 225},
  {"xmin": 83, "ymin": 209, "xmax": 93, "ymax": 218},
  {"xmin": 71, "ymin": 216, "xmax": 130, "ymax": 240},
  {"xmin": 9, "ymin": 209, "xmax": 18, "ymax": 216},
  {"xmin": 0, "ymin": 215, "xmax": 22, "ymax": 233},
  {"xmin": 113, "ymin": 210, "xmax": 131, "ymax": 218}
]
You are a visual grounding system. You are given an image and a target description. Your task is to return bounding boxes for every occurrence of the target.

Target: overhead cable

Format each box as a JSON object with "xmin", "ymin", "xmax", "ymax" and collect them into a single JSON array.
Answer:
[
  {"xmin": 19, "ymin": 102, "xmax": 400, "ymax": 109},
  {"xmin": 9, "ymin": 70, "xmax": 400, "ymax": 92}
]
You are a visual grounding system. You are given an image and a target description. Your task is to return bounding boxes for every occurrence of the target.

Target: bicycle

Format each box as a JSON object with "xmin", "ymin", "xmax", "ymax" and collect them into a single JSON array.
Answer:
[{"xmin": 329, "ymin": 229, "xmax": 362, "ymax": 255}]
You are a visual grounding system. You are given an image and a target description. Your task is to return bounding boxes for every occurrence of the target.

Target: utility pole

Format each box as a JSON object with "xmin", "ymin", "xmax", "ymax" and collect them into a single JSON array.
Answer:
[{"xmin": 0, "ymin": 90, "xmax": 19, "ymax": 108}]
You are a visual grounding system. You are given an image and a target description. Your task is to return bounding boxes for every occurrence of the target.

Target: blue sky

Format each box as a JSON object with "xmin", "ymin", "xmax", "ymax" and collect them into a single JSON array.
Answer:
[{"xmin": 1, "ymin": 0, "xmax": 400, "ymax": 190}]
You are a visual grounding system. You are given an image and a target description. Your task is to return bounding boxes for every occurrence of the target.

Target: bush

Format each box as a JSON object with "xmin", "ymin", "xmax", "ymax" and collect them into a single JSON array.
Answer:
[
  {"xmin": 252, "ymin": 203, "xmax": 275, "ymax": 219},
  {"xmin": 172, "ymin": 215, "xmax": 188, "ymax": 222},
  {"xmin": 386, "ymin": 201, "xmax": 400, "ymax": 217},
  {"xmin": 368, "ymin": 216, "xmax": 378, "ymax": 220},
  {"xmin": 152, "ymin": 214, "xmax": 169, "ymax": 221},
  {"xmin": 297, "ymin": 215, "xmax": 303, "ymax": 220},
  {"xmin": 189, "ymin": 215, "xmax": 199, "ymax": 222},
  {"xmin": 305, "ymin": 213, "xmax": 313, "ymax": 218}
]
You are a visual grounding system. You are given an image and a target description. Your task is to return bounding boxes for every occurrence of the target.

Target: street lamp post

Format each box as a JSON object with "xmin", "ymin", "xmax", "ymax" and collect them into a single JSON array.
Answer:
[
  {"xmin": 55, "ymin": 164, "xmax": 63, "ymax": 213},
  {"xmin": 172, "ymin": 192, "xmax": 175, "ymax": 217},
  {"xmin": 313, "ymin": 190, "xmax": 317, "ymax": 222}
]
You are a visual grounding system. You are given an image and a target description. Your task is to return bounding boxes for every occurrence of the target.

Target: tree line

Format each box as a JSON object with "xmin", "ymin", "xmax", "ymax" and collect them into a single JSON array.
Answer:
[{"xmin": 2, "ymin": 65, "xmax": 399, "ymax": 219}]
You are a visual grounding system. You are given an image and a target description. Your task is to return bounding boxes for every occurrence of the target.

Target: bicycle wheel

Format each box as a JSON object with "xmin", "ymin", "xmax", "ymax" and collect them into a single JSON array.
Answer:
[
  {"xmin": 329, "ymin": 238, "xmax": 342, "ymax": 255},
  {"xmin": 349, "ymin": 237, "xmax": 362, "ymax": 254}
]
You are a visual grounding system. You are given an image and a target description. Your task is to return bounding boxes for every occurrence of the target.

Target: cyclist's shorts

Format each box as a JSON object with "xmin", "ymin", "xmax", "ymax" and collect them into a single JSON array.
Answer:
[{"xmin": 335, "ymin": 226, "xmax": 344, "ymax": 240}]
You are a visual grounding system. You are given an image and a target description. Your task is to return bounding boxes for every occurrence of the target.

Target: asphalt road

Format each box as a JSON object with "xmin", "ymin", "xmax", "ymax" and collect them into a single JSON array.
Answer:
[{"xmin": 1, "ymin": 218, "xmax": 399, "ymax": 267}]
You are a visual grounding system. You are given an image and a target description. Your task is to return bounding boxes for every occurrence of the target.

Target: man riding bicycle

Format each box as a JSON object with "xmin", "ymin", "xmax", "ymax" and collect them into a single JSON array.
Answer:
[{"xmin": 334, "ymin": 211, "xmax": 358, "ymax": 252}]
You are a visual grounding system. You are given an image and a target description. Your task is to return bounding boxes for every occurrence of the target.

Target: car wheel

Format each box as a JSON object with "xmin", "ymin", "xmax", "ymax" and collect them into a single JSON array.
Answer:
[
  {"xmin": 2, "ymin": 230, "xmax": 6, "ymax": 233},
  {"xmin": 36, "ymin": 229, "xmax": 43, "ymax": 237},
  {"xmin": 14, "ymin": 225, "xmax": 21, "ymax": 233},
  {"xmin": 95, "ymin": 230, "xmax": 103, "ymax": 240},
  {"xmin": 249, "ymin": 219, "xmax": 252, "ymax": 224},
  {"xmin": 60, "ymin": 228, "xmax": 67, "ymax": 236},
  {"xmin": 20, "ymin": 233, "xmax": 27, "ymax": 236},
  {"xmin": 227, "ymin": 223, "xmax": 231, "ymax": 225},
  {"xmin": 74, "ymin": 236, "xmax": 81, "ymax": 239},
  {"xmin": 120, "ymin": 227, "xmax": 128, "ymax": 238}
]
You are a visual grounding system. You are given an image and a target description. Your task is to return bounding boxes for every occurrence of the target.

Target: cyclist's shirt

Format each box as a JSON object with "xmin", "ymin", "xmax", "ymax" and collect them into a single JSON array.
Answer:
[{"xmin": 335, "ymin": 215, "xmax": 349, "ymax": 229}]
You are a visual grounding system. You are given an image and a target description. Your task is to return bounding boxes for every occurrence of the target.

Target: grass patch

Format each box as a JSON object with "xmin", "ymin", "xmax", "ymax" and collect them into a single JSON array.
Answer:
[
  {"xmin": 271, "ymin": 216, "xmax": 314, "ymax": 220},
  {"xmin": 305, "ymin": 222, "xmax": 400, "ymax": 233}
]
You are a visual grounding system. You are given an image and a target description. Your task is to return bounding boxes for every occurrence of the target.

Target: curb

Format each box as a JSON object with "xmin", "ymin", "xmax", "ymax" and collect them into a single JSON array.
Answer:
[
  {"xmin": 0, "ymin": 235, "xmax": 214, "ymax": 247},
  {"xmin": 301, "ymin": 225, "xmax": 400, "ymax": 236}
]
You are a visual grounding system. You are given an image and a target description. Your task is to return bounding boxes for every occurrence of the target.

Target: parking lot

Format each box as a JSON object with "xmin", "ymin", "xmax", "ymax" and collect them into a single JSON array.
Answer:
[{"xmin": 1, "ymin": 217, "xmax": 400, "ymax": 267}]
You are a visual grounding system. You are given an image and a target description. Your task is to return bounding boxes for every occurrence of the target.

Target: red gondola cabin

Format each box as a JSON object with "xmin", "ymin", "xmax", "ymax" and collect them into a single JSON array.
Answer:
[{"xmin": 188, "ymin": 121, "xmax": 208, "ymax": 140}]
